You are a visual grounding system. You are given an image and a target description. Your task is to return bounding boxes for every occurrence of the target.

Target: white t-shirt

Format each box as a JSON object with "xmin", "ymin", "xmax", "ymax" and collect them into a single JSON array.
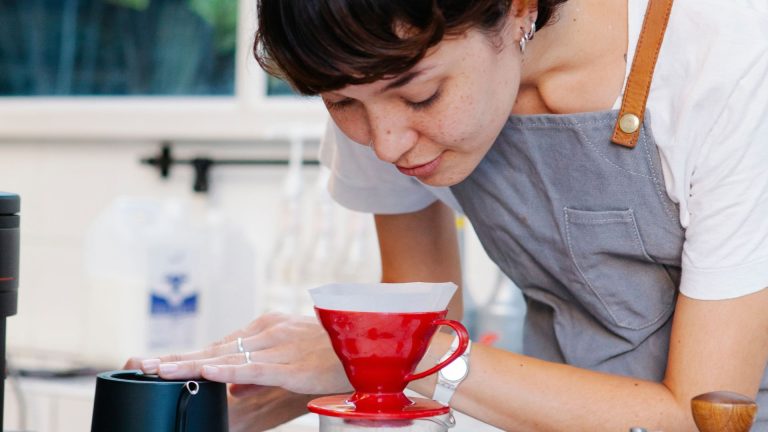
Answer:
[{"xmin": 319, "ymin": 0, "xmax": 768, "ymax": 301}]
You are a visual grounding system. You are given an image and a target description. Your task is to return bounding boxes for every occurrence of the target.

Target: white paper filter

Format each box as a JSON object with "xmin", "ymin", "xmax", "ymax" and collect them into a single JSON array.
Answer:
[{"xmin": 309, "ymin": 282, "xmax": 457, "ymax": 313}]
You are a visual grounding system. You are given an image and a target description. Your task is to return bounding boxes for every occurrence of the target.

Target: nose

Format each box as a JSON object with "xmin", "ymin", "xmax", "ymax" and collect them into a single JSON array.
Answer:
[{"xmin": 367, "ymin": 107, "xmax": 418, "ymax": 164}]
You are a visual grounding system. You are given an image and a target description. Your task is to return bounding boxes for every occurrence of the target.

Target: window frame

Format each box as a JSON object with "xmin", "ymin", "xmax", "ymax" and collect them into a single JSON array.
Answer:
[{"xmin": 0, "ymin": 0, "xmax": 327, "ymax": 141}]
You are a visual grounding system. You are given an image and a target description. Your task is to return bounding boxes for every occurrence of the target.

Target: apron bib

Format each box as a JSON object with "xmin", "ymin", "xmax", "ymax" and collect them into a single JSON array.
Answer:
[
  {"xmin": 452, "ymin": 110, "xmax": 682, "ymax": 377},
  {"xmin": 450, "ymin": 0, "xmax": 768, "ymax": 426}
]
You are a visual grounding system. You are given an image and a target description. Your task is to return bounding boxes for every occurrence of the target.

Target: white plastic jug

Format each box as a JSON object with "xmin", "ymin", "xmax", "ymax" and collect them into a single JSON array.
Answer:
[{"xmin": 84, "ymin": 196, "xmax": 257, "ymax": 366}]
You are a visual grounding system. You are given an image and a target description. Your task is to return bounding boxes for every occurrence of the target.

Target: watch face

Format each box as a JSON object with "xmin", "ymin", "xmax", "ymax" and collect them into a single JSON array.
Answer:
[{"xmin": 440, "ymin": 357, "xmax": 468, "ymax": 382}]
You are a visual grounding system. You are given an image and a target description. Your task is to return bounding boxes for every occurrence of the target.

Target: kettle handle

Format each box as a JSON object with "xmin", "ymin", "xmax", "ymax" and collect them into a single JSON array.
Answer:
[{"xmin": 175, "ymin": 381, "xmax": 200, "ymax": 432}]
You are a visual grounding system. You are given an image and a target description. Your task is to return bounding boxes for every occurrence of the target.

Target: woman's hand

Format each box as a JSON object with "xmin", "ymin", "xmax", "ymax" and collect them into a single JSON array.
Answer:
[{"xmin": 133, "ymin": 312, "xmax": 351, "ymax": 395}]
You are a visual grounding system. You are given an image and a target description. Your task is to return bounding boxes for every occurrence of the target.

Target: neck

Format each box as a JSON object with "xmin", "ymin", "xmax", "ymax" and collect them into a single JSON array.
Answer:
[{"xmin": 515, "ymin": 0, "xmax": 628, "ymax": 115}]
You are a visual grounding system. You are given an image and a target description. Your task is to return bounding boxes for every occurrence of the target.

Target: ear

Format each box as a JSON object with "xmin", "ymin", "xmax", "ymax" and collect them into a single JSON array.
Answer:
[
  {"xmin": 495, "ymin": 1, "xmax": 538, "ymax": 52},
  {"xmin": 513, "ymin": 0, "xmax": 539, "ymax": 24}
]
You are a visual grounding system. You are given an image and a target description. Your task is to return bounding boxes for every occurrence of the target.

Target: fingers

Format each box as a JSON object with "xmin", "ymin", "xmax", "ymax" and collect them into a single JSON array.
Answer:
[
  {"xmin": 155, "ymin": 360, "xmax": 288, "ymax": 387},
  {"xmin": 140, "ymin": 341, "xmax": 244, "ymax": 374},
  {"xmin": 140, "ymin": 358, "xmax": 160, "ymax": 373},
  {"xmin": 244, "ymin": 312, "xmax": 292, "ymax": 334},
  {"xmin": 139, "ymin": 313, "xmax": 294, "ymax": 375},
  {"xmin": 142, "ymin": 330, "xmax": 298, "ymax": 375},
  {"xmin": 161, "ymin": 342, "xmax": 240, "ymax": 364},
  {"xmin": 151, "ymin": 356, "xmax": 290, "ymax": 387},
  {"xmin": 123, "ymin": 357, "xmax": 145, "ymax": 370},
  {"xmin": 219, "ymin": 312, "xmax": 290, "ymax": 345},
  {"xmin": 202, "ymin": 362, "xmax": 291, "ymax": 387},
  {"xmin": 148, "ymin": 353, "xmax": 243, "ymax": 379},
  {"xmin": 141, "ymin": 345, "xmax": 262, "ymax": 376},
  {"xmin": 132, "ymin": 313, "xmax": 342, "ymax": 394},
  {"xmin": 149, "ymin": 347, "xmax": 289, "ymax": 380}
]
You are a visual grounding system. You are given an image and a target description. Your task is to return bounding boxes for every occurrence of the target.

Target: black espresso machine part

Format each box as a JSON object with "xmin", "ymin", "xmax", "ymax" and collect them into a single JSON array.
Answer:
[{"xmin": 0, "ymin": 192, "xmax": 20, "ymax": 429}]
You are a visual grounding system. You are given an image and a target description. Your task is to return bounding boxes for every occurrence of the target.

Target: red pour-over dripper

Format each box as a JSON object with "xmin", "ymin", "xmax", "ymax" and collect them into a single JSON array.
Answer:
[{"xmin": 308, "ymin": 307, "xmax": 469, "ymax": 420}]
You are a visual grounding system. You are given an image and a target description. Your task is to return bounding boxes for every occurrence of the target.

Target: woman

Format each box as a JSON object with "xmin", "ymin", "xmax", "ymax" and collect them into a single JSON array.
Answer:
[{"xmin": 133, "ymin": 0, "xmax": 768, "ymax": 430}]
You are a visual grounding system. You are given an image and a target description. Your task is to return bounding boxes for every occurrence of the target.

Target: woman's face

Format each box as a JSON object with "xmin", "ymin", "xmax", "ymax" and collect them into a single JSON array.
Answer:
[{"xmin": 322, "ymin": 23, "xmax": 524, "ymax": 187}]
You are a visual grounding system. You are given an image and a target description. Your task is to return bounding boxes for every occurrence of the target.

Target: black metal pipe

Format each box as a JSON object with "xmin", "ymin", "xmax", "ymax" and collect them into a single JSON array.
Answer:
[{"xmin": 140, "ymin": 143, "xmax": 320, "ymax": 193}]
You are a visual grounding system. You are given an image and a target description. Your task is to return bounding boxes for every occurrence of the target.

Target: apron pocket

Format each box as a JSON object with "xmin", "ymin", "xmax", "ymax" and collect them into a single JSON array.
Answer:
[{"xmin": 564, "ymin": 208, "xmax": 676, "ymax": 330}]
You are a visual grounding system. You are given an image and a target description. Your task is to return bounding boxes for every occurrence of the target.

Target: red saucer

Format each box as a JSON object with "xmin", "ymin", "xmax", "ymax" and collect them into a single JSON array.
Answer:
[{"xmin": 308, "ymin": 394, "xmax": 450, "ymax": 420}]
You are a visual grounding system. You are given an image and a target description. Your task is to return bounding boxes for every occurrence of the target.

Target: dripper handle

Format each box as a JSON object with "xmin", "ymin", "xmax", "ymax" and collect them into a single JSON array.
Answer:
[{"xmin": 406, "ymin": 319, "xmax": 469, "ymax": 382}]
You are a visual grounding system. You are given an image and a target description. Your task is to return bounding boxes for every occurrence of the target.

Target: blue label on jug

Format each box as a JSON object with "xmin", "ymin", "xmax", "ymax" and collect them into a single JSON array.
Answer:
[
  {"xmin": 150, "ymin": 274, "xmax": 198, "ymax": 316},
  {"xmin": 148, "ymin": 272, "xmax": 200, "ymax": 350}
]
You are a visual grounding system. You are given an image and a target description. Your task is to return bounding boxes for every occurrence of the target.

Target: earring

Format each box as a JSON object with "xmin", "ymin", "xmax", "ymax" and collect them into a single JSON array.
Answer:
[{"xmin": 519, "ymin": 21, "xmax": 536, "ymax": 53}]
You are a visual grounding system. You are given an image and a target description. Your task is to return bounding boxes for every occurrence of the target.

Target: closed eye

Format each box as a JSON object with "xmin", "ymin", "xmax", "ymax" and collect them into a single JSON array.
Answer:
[
  {"xmin": 323, "ymin": 97, "xmax": 355, "ymax": 112},
  {"xmin": 407, "ymin": 88, "xmax": 441, "ymax": 111}
]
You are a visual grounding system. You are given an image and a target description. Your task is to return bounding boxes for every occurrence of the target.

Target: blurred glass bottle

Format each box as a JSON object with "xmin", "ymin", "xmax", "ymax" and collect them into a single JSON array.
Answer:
[
  {"xmin": 334, "ymin": 209, "xmax": 380, "ymax": 283},
  {"xmin": 296, "ymin": 167, "xmax": 338, "ymax": 315},
  {"xmin": 265, "ymin": 136, "xmax": 305, "ymax": 314}
]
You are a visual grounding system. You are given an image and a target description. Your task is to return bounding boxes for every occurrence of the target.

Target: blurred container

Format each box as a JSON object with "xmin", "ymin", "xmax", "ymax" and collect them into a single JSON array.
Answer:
[
  {"xmin": 83, "ymin": 196, "xmax": 257, "ymax": 366},
  {"xmin": 265, "ymin": 137, "xmax": 305, "ymax": 314},
  {"xmin": 474, "ymin": 270, "xmax": 526, "ymax": 353}
]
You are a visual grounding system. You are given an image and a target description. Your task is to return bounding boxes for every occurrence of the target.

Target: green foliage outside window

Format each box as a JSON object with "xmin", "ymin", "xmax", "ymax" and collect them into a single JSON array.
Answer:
[{"xmin": 0, "ymin": 0, "xmax": 237, "ymax": 96}]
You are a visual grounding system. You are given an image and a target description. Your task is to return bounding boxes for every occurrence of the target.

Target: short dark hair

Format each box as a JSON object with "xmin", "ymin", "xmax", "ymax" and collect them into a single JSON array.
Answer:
[{"xmin": 254, "ymin": 0, "xmax": 568, "ymax": 95}]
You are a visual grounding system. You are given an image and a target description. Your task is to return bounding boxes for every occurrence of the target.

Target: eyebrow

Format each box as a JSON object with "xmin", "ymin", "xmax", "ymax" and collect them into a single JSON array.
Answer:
[{"xmin": 381, "ymin": 66, "xmax": 434, "ymax": 93}]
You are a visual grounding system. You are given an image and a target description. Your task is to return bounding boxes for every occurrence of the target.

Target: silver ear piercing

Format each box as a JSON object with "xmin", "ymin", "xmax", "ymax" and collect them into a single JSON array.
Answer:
[{"xmin": 519, "ymin": 21, "xmax": 536, "ymax": 53}]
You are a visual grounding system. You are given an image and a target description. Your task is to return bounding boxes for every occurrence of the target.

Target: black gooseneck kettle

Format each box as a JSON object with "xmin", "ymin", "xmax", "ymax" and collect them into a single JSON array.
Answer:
[
  {"xmin": 0, "ymin": 192, "xmax": 20, "ymax": 430},
  {"xmin": 91, "ymin": 370, "xmax": 228, "ymax": 432}
]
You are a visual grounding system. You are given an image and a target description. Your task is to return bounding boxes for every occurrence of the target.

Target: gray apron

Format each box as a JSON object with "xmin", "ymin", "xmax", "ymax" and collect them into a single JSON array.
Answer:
[{"xmin": 450, "ymin": 110, "xmax": 768, "ymax": 428}]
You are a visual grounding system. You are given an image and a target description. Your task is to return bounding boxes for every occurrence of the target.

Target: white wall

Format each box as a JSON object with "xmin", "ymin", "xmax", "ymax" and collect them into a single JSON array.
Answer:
[
  {"xmin": 1, "ymin": 139, "xmax": 311, "ymax": 363},
  {"xmin": 0, "ymin": 138, "xmax": 500, "ymax": 369}
]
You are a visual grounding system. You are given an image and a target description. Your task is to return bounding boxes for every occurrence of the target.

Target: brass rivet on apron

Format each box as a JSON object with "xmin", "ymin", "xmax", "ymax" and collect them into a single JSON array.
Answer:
[{"xmin": 619, "ymin": 113, "xmax": 641, "ymax": 134}]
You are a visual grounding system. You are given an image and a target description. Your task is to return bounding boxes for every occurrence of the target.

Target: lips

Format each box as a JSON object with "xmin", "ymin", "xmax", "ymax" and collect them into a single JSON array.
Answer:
[{"xmin": 396, "ymin": 154, "xmax": 443, "ymax": 178}]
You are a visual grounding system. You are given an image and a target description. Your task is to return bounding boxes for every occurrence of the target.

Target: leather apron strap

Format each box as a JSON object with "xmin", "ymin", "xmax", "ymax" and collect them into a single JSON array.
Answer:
[{"xmin": 611, "ymin": 0, "xmax": 675, "ymax": 148}]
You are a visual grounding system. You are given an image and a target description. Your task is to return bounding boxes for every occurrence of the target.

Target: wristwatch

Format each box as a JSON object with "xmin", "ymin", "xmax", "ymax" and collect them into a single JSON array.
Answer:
[{"xmin": 433, "ymin": 336, "xmax": 472, "ymax": 405}]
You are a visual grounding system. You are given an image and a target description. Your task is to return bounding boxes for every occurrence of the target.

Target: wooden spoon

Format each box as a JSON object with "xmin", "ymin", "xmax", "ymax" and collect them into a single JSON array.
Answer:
[{"xmin": 691, "ymin": 391, "xmax": 758, "ymax": 432}]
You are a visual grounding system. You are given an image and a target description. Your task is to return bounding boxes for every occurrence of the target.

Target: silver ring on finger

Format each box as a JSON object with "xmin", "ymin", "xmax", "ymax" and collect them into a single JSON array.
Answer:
[
  {"xmin": 244, "ymin": 351, "xmax": 252, "ymax": 364},
  {"xmin": 236, "ymin": 337, "xmax": 245, "ymax": 354}
]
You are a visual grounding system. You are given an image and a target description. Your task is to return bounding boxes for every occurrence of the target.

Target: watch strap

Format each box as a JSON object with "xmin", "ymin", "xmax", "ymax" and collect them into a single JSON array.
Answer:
[
  {"xmin": 433, "ymin": 375, "xmax": 458, "ymax": 405},
  {"xmin": 433, "ymin": 338, "xmax": 472, "ymax": 405}
]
